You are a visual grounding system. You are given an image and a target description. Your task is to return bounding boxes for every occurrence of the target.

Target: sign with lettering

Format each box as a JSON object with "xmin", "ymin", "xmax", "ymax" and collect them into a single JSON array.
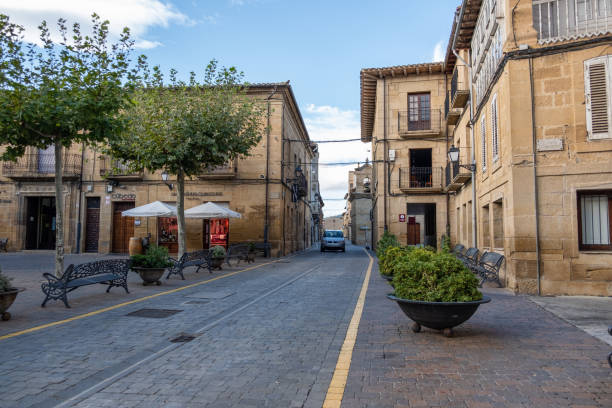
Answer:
[
  {"xmin": 171, "ymin": 192, "xmax": 223, "ymax": 197},
  {"xmin": 399, "ymin": 214, "xmax": 406, "ymax": 222},
  {"xmin": 537, "ymin": 138, "xmax": 563, "ymax": 151},
  {"xmin": 111, "ymin": 193, "xmax": 136, "ymax": 201}
]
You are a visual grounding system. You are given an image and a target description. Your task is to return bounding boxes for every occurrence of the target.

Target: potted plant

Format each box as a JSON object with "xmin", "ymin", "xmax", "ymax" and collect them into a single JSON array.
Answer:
[
  {"xmin": 210, "ymin": 246, "xmax": 226, "ymax": 270},
  {"xmin": 130, "ymin": 245, "xmax": 173, "ymax": 285},
  {"xmin": 387, "ymin": 248, "xmax": 490, "ymax": 337},
  {"xmin": 0, "ymin": 267, "xmax": 24, "ymax": 321},
  {"xmin": 379, "ymin": 245, "xmax": 414, "ymax": 283},
  {"xmin": 247, "ymin": 242, "xmax": 256, "ymax": 263}
]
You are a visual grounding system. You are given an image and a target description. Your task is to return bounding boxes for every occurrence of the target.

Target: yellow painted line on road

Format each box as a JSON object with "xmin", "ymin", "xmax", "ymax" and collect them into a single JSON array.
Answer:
[
  {"xmin": 0, "ymin": 259, "xmax": 281, "ymax": 342},
  {"xmin": 322, "ymin": 248, "xmax": 373, "ymax": 408}
]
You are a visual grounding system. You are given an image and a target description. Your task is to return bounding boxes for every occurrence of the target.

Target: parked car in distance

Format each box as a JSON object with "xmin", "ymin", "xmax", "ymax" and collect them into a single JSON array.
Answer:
[{"xmin": 321, "ymin": 230, "xmax": 345, "ymax": 252}]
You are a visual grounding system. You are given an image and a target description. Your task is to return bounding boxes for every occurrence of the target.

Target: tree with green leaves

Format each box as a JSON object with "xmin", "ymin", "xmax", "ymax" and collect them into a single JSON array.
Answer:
[
  {"xmin": 0, "ymin": 14, "xmax": 139, "ymax": 276},
  {"xmin": 109, "ymin": 60, "xmax": 266, "ymax": 258}
]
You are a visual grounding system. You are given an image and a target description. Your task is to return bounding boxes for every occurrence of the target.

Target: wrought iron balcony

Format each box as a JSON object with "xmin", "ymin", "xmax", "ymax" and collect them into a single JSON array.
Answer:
[
  {"xmin": 450, "ymin": 67, "xmax": 469, "ymax": 110},
  {"xmin": 99, "ymin": 156, "xmax": 144, "ymax": 180},
  {"xmin": 445, "ymin": 161, "xmax": 472, "ymax": 192},
  {"xmin": 398, "ymin": 109, "xmax": 442, "ymax": 137},
  {"xmin": 399, "ymin": 167, "xmax": 443, "ymax": 192},
  {"xmin": 198, "ymin": 160, "xmax": 237, "ymax": 179},
  {"xmin": 445, "ymin": 92, "xmax": 461, "ymax": 126},
  {"xmin": 2, "ymin": 153, "xmax": 82, "ymax": 180}
]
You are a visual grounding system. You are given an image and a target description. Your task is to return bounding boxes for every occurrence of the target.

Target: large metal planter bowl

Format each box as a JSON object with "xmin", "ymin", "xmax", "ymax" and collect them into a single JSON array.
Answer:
[
  {"xmin": 387, "ymin": 294, "xmax": 491, "ymax": 337},
  {"xmin": 0, "ymin": 288, "xmax": 25, "ymax": 321},
  {"xmin": 131, "ymin": 267, "xmax": 165, "ymax": 286}
]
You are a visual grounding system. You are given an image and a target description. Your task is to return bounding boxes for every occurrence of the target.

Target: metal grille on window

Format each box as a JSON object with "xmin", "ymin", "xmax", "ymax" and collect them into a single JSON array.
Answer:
[
  {"xmin": 491, "ymin": 94, "xmax": 499, "ymax": 161},
  {"xmin": 581, "ymin": 195, "xmax": 610, "ymax": 245},
  {"xmin": 533, "ymin": 0, "xmax": 612, "ymax": 43},
  {"xmin": 481, "ymin": 115, "xmax": 487, "ymax": 172}
]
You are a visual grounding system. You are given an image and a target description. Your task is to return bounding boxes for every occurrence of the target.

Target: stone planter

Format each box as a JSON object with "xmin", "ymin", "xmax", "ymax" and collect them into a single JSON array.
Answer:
[
  {"xmin": 387, "ymin": 294, "xmax": 491, "ymax": 337},
  {"xmin": 0, "ymin": 288, "xmax": 25, "ymax": 321},
  {"xmin": 247, "ymin": 252, "xmax": 256, "ymax": 263},
  {"xmin": 131, "ymin": 267, "xmax": 165, "ymax": 286},
  {"xmin": 211, "ymin": 258, "xmax": 224, "ymax": 270}
]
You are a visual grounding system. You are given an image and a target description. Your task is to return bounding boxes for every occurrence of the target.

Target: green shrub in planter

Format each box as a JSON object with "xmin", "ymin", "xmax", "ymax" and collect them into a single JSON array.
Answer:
[
  {"xmin": 130, "ymin": 245, "xmax": 173, "ymax": 269},
  {"xmin": 376, "ymin": 232, "xmax": 400, "ymax": 259},
  {"xmin": 380, "ymin": 246, "xmax": 414, "ymax": 277},
  {"xmin": 392, "ymin": 248, "xmax": 482, "ymax": 302},
  {"xmin": 0, "ymin": 267, "xmax": 15, "ymax": 292},
  {"xmin": 210, "ymin": 245, "xmax": 226, "ymax": 259}
]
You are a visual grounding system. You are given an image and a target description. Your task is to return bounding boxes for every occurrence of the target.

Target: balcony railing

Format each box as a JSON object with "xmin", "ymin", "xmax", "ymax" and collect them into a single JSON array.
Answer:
[
  {"xmin": 398, "ymin": 109, "xmax": 442, "ymax": 137},
  {"xmin": 399, "ymin": 167, "xmax": 443, "ymax": 191},
  {"xmin": 99, "ymin": 156, "xmax": 144, "ymax": 180},
  {"xmin": 2, "ymin": 153, "xmax": 81, "ymax": 179},
  {"xmin": 533, "ymin": 0, "xmax": 612, "ymax": 43},
  {"xmin": 445, "ymin": 161, "xmax": 472, "ymax": 191},
  {"xmin": 445, "ymin": 92, "xmax": 461, "ymax": 125},
  {"xmin": 198, "ymin": 160, "xmax": 237, "ymax": 178}
]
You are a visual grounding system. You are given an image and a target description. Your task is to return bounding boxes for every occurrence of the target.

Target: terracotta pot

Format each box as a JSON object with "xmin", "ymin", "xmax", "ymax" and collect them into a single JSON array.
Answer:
[
  {"xmin": 132, "ymin": 267, "xmax": 165, "ymax": 285},
  {"xmin": 129, "ymin": 237, "xmax": 143, "ymax": 256},
  {"xmin": 0, "ymin": 288, "xmax": 25, "ymax": 321}
]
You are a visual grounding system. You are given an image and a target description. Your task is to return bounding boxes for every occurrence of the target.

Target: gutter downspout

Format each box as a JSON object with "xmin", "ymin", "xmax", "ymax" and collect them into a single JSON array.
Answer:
[
  {"xmin": 451, "ymin": 6, "xmax": 478, "ymax": 248},
  {"xmin": 529, "ymin": 58, "xmax": 542, "ymax": 296},
  {"xmin": 264, "ymin": 84, "xmax": 279, "ymax": 257},
  {"xmin": 383, "ymin": 77, "xmax": 388, "ymax": 232}
]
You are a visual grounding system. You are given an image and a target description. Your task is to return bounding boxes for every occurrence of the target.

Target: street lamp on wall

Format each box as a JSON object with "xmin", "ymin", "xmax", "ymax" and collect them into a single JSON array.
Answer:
[
  {"xmin": 447, "ymin": 145, "xmax": 476, "ymax": 172},
  {"xmin": 161, "ymin": 170, "xmax": 173, "ymax": 190}
]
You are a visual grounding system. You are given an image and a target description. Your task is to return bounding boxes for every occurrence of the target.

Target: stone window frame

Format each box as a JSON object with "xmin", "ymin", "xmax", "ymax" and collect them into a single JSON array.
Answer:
[
  {"xmin": 584, "ymin": 54, "xmax": 612, "ymax": 140},
  {"xmin": 577, "ymin": 189, "xmax": 612, "ymax": 251}
]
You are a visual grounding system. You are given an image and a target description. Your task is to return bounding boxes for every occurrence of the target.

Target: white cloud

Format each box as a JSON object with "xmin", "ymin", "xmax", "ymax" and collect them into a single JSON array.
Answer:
[
  {"xmin": 0, "ymin": 0, "xmax": 191, "ymax": 49},
  {"xmin": 433, "ymin": 40, "xmax": 445, "ymax": 62},
  {"xmin": 303, "ymin": 104, "xmax": 371, "ymax": 217}
]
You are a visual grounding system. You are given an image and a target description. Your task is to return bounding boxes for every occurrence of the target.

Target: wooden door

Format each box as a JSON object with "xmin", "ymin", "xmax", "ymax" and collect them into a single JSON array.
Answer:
[
  {"xmin": 408, "ymin": 93, "xmax": 431, "ymax": 131},
  {"xmin": 202, "ymin": 220, "xmax": 210, "ymax": 249},
  {"xmin": 85, "ymin": 197, "xmax": 100, "ymax": 252},
  {"xmin": 25, "ymin": 197, "xmax": 38, "ymax": 250},
  {"xmin": 407, "ymin": 218, "xmax": 420, "ymax": 246},
  {"xmin": 112, "ymin": 201, "xmax": 134, "ymax": 253}
]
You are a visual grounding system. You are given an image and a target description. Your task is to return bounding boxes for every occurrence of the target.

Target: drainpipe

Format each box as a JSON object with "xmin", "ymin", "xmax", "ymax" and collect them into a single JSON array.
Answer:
[
  {"xmin": 264, "ymin": 84, "xmax": 279, "ymax": 257},
  {"xmin": 529, "ymin": 58, "xmax": 542, "ymax": 296},
  {"xmin": 383, "ymin": 77, "xmax": 388, "ymax": 232},
  {"xmin": 451, "ymin": 6, "xmax": 478, "ymax": 248}
]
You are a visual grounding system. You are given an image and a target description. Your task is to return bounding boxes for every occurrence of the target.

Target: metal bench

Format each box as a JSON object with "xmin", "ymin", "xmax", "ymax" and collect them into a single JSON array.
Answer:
[
  {"xmin": 254, "ymin": 242, "xmax": 271, "ymax": 257},
  {"xmin": 166, "ymin": 249, "xmax": 211, "ymax": 280},
  {"xmin": 461, "ymin": 247, "xmax": 480, "ymax": 270},
  {"xmin": 226, "ymin": 244, "xmax": 254, "ymax": 267},
  {"xmin": 608, "ymin": 326, "xmax": 612, "ymax": 368},
  {"xmin": 472, "ymin": 251, "xmax": 505, "ymax": 287},
  {"xmin": 0, "ymin": 238, "xmax": 8, "ymax": 252},
  {"xmin": 452, "ymin": 244, "xmax": 466, "ymax": 259},
  {"xmin": 41, "ymin": 259, "xmax": 130, "ymax": 308}
]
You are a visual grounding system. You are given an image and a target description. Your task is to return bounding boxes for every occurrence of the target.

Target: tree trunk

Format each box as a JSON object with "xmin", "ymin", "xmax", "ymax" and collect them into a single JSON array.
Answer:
[
  {"xmin": 176, "ymin": 169, "xmax": 186, "ymax": 259},
  {"xmin": 54, "ymin": 140, "xmax": 64, "ymax": 277}
]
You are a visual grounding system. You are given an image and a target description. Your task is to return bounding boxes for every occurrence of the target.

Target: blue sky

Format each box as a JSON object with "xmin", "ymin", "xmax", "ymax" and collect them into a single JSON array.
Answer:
[{"xmin": 1, "ymin": 0, "xmax": 459, "ymax": 216}]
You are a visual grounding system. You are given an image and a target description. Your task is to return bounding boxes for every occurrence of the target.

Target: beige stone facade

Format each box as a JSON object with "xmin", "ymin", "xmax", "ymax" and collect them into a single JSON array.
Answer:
[
  {"xmin": 361, "ymin": 0, "xmax": 612, "ymax": 296},
  {"xmin": 0, "ymin": 84, "xmax": 321, "ymax": 257},
  {"xmin": 323, "ymin": 215, "xmax": 344, "ymax": 233},
  {"xmin": 345, "ymin": 163, "xmax": 373, "ymax": 247}
]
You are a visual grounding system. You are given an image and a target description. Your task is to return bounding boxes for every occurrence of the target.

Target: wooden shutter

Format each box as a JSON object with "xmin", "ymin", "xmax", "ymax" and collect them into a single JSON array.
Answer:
[
  {"xmin": 585, "ymin": 56, "xmax": 612, "ymax": 140},
  {"xmin": 491, "ymin": 94, "xmax": 499, "ymax": 161},
  {"xmin": 481, "ymin": 115, "xmax": 487, "ymax": 172}
]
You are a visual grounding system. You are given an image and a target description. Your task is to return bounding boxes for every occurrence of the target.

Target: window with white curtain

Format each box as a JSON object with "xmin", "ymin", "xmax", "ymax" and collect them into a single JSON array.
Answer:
[{"xmin": 579, "ymin": 191, "xmax": 612, "ymax": 250}]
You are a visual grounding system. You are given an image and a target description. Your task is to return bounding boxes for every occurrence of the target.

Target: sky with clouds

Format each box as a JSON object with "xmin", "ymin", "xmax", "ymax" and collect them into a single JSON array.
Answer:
[{"xmin": 0, "ymin": 0, "xmax": 458, "ymax": 216}]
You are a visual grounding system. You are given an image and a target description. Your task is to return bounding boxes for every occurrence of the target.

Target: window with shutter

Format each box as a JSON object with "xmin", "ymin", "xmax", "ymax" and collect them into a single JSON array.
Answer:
[
  {"xmin": 481, "ymin": 115, "xmax": 487, "ymax": 172},
  {"xmin": 584, "ymin": 55, "xmax": 612, "ymax": 140},
  {"xmin": 578, "ymin": 190, "xmax": 612, "ymax": 251},
  {"xmin": 491, "ymin": 94, "xmax": 499, "ymax": 161}
]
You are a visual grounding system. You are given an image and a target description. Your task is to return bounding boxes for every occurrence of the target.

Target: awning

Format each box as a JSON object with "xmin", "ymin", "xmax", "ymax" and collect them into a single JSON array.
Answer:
[
  {"xmin": 121, "ymin": 201, "xmax": 177, "ymax": 217},
  {"xmin": 184, "ymin": 202, "xmax": 242, "ymax": 219}
]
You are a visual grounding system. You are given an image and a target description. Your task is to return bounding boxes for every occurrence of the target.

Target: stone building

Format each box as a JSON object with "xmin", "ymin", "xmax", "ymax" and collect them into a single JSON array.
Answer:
[
  {"xmin": 0, "ymin": 83, "xmax": 321, "ymax": 257},
  {"xmin": 323, "ymin": 214, "xmax": 344, "ymax": 232},
  {"xmin": 361, "ymin": 0, "xmax": 612, "ymax": 296},
  {"xmin": 344, "ymin": 162, "xmax": 373, "ymax": 247}
]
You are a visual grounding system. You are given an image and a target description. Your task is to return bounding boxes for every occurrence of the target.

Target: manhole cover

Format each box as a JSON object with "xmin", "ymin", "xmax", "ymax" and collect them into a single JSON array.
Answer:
[
  {"xmin": 126, "ymin": 309, "xmax": 183, "ymax": 318},
  {"xmin": 187, "ymin": 290, "xmax": 235, "ymax": 299},
  {"xmin": 170, "ymin": 333, "xmax": 197, "ymax": 343},
  {"xmin": 183, "ymin": 300, "xmax": 210, "ymax": 305}
]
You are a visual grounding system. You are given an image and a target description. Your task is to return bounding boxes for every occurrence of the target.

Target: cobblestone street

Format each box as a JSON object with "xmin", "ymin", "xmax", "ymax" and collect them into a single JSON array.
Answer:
[{"xmin": 0, "ymin": 246, "xmax": 610, "ymax": 408}]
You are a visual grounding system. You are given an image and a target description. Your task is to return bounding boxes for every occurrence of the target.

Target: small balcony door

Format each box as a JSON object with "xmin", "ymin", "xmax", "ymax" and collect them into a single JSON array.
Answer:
[
  {"xmin": 408, "ymin": 93, "xmax": 431, "ymax": 131},
  {"xmin": 37, "ymin": 145, "xmax": 55, "ymax": 174}
]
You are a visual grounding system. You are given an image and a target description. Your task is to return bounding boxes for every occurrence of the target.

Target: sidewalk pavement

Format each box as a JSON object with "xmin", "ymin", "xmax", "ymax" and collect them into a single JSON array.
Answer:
[
  {"xmin": 342, "ymin": 260, "xmax": 612, "ymax": 408},
  {"xmin": 0, "ymin": 251, "xmax": 272, "ymax": 337}
]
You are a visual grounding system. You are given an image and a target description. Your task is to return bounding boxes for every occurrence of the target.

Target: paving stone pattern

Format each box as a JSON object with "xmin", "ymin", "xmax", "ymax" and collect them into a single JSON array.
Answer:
[
  {"xmin": 0, "ymin": 248, "xmax": 368, "ymax": 408},
  {"xmin": 342, "ymin": 261, "xmax": 612, "ymax": 408}
]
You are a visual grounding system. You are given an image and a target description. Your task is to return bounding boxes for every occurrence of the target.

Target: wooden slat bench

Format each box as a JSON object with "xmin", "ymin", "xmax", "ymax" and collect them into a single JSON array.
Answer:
[
  {"xmin": 41, "ymin": 259, "xmax": 130, "ymax": 308},
  {"xmin": 226, "ymin": 244, "xmax": 254, "ymax": 267}
]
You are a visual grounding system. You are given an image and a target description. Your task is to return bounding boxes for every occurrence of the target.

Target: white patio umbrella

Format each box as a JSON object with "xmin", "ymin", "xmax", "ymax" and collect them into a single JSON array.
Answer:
[
  {"xmin": 184, "ymin": 202, "xmax": 242, "ymax": 219},
  {"xmin": 121, "ymin": 201, "xmax": 177, "ymax": 217}
]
